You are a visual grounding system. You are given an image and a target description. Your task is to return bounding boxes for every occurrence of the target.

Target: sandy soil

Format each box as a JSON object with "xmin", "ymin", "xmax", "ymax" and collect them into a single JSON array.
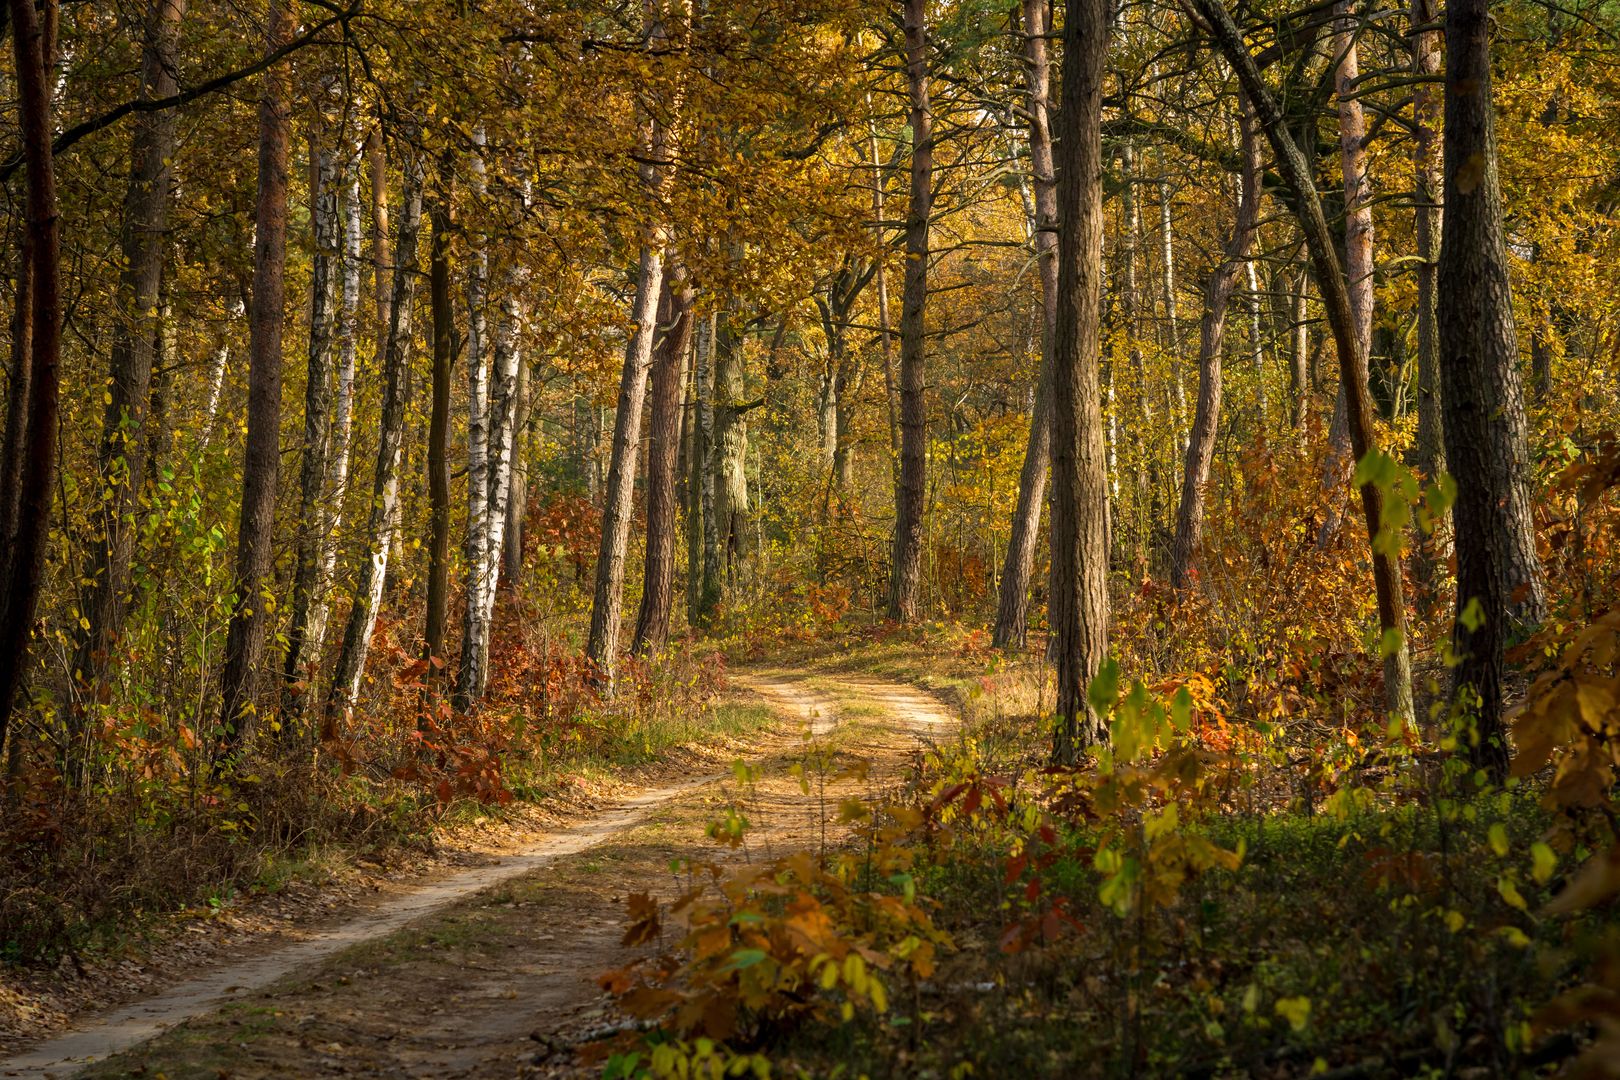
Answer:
[{"xmin": 0, "ymin": 670, "xmax": 957, "ymax": 1079}]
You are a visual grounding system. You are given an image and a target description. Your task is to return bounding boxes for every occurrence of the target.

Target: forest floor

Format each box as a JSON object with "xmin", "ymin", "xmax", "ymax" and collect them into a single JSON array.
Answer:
[{"xmin": 0, "ymin": 668, "xmax": 957, "ymax": 1079}]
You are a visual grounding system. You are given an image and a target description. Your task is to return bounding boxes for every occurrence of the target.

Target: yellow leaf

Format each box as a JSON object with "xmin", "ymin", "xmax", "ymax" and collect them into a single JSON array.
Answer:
[{"xmin": 1274, "ymin": 996, "xmax": 1311, "ymax": 1032}]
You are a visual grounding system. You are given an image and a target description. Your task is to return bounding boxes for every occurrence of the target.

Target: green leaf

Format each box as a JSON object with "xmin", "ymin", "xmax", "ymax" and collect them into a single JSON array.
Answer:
[
  {"xmin": 1088, "ymin": 658, "xmax": 1121, "ymax": 717},
  {"xmin": 1460, "ymin": 597, "xmax": 1486, "ymax": 633}
]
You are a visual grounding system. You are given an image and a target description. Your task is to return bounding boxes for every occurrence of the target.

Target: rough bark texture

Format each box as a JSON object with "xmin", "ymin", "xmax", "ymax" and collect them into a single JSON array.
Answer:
[
  {"xmin": 584, "ymin": 0, "xmax": 683, "ymax": 682},
  {"xmin": 308, "ymin": 164, "xmax": 364, "ymax": 661},
  {"xmin": 73, "ymin": 0, "xmax": 186, "ymax": 700},
  {"xmin": 459, "ymin": 141, "xmax": 490, "ymax": 690},
  {"xmin": 326, "ymin": 157, "xmax": 423, "ymax": 730},
  {"xmin": 1288, "ymin": 267, "xmax": 1310, "ymax": 437},
  {"xmin": 0, "ymin": 0, "xmax": 60, "ymax": 746},
  {"xmin": 282, "ymin": 135, "xmax": 341, "ymax": 717},
  {"xmin": 424, "ymin": 201, "xmax": 454, "ymax": 680},
  {"xmin": 586, "ymin": 243, "xmax": 666, "ymax": 676},
  {"xmin": 889, "ymin": 0, "xmax": 931, "ymax": 623},
  {"xmin": 634, "ymin": 263, "xmax": 695, "ymax": 654},
  {"xmin": 993, "ymin": 0, "xmax": 1059, "ymax": 651},
  {"xmin": 1170, "ymin": 97, "xmax": 1260, "ymax": 590},
  {"xmin": 1317, "ymin": 0, "xmax": 1373, "ymax": 546},
  {"xmin": 218, "ymin": 0, "xmax": 291, "ymax": 746},
  {"xmin": 711, "ymin": 308, "xmax": 750, "ymax": 589},
  {"xmin": 1048, "ymin": 0, "xmax": 1111, "ymax": 761},
  {"xmin": 0, "ymin": 226, "xmax": 32, "ymax": 579},
  {"xmin": 1411, "ymin": 0, "xmax": 1445, "ymax": 488},
  {"xmin": 687, "ymin": 312, "xmax": 719, "ymax": 626},
  {"xmin": 1438, "ymin": 0, "xmax": 1546, "ymax": 777},
  {"xmin": 1194, "ymin": 0, "xmax": 1414, "ymax": 724},
  {"xmin": 501, "ymin": 337, "xmax": 530, "ymax": 590}
]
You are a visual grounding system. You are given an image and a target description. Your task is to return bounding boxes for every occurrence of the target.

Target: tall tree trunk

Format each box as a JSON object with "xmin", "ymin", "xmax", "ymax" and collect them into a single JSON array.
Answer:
[
  {"xmin": 72, "ymin": 0, "xmax": 186, "ymax": 704},
  {"xmin": 1317, "ymin": 0, "xmax": 1374, "ymax": 547},
  {"xmin": 711, "ymin": 306, "xmax": 750, "ymax": 590},
  {"xmin": 499, "ymin": 321, "xmax": 529, "ymax": 591},
  {"xmin": 587, "ymin": 244, "xmax": 666, "ymax": 677},
  {"xmin": 0, "ymin": 226, "xmax": 32, "ymax": 579},
  {"xmin": 687, "ymin": 311, "xmax": 719, "ymax": 625},
  {"xmin": 1409, "ymin": 0, "xmax": 1449, "ymax": 600},
  {"xmin": 585, "ymin": 0, "xmax": 684, "ymax": 681},
  {"xmin": 1438, "ymin": 0, "xmax": 1546, "ymax": 777},
  {"xmin": 459, "ymin": 139, "xmax": 490, "ymax": 666},
  {"xmin": 1193, "ymin": 0, "xmax": 1415, "ymax": 725},
  {"xmin": 308, "ymin": 161, "xmax": 364, "ymax": 661},
  {"xmin": 1121, "ymin": 142, "xmax": 1151, "ymax": 574},
  {"xmin": 281, "ymin": 132, "xmax": 341, "ymax": 718},
  {"xmin": 0, "ymin": 0, "xmax": 60, "ymax": 748},
  {"xmin": 1048, "ymin": 0, "xmax": 1111, "ymax": 761},
  {"xmin": 1170, "ymin": 95, "xmax": 1261, "ymax": 590},
  {"xmin": 634, "ymin": 261, "xmax": 695, "ymax": 654},
  {"xmin": 218, "ymin": 0, "xmax": 291, "ymax": 746},
  {"xmin": 423, "ymin": 200, "xmax": 454, "ymax": 684},
  {"xmin": 457, "ymin": 271, "xmax": 520, "ymax": 705},
  {"xmin": 326, "ymin": 155, "xmax": 423, "ymax": 730},
  {"xmin": 368, "ymin": 126, "xmax": 391, "ymax": 334},
  {"xmin": 1159, "ymin": 161, "xmax": 1187, "ymax": 451},
  {"xmin": 1288, "ymin": 266, "xmax": 1311, "ymax": 438},
  {"xmin": 870, "ymin": 122, "xmax": 900, "ymax": 476},
  {"xmin": 1246, "ymin": 256, "xmax": 1268, "ymax": 429},
  {"xmin": 889, "ymin": 0, "xmax": 931, "ymax": 622}
]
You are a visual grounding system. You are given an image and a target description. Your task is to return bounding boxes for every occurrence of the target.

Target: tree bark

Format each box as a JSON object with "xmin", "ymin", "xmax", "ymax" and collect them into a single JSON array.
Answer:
[
  {"xmin": 1170, "ymin": 95, "xmax": 1260, "ymax": 591},
  {"xmin": 72, "ymin": 0, "xmax": 186, "ymax": 702},
  {"xmin": 307, "ymin": 160, "xmax": 364, "ymax": 661},
  {"xmin": 1317, "ymin": 0, "xmax": 1374, "ymax": 547},
  {"xmin": 586, "ymin": 244, "xmax": 666, "ymax": 677},
  {"xmin": 423, "ymin": 200, "xmax": 454, "ymax": 685},
  {"xmin": 1048, "ymin": 0, "xmax": 1111, "ymax": 760},
  {"xmin": 1193, "ymin": 0, "xmax": 1414, "ymax": 724},
  {"xmin": 0, "ymin": 0, "xmax": 60, "ymax": 747},
  {"xmin": 585, "ymin": 0, "xmax": 684, "ymax": 681},
  {"xmin": 326, "ymin": 154, "xmax": 423, "ymax": 730},
  {"xmin": 500, "ymin": 327, "xmax": 529, "ymax": 591},
  {"xmin": 687, "ymin": 311, "xmax": 719, "ymax": 625},
  {"xmin": 218, "ymin": 0, "xmax": 291, "ymax": 746},
  {"xmin": 1411, "ymin": 0, "xmax": 1445, "ymax": 489},
  {"xmin": 1288, "ymin": 266, "xmax": 1311, "ymax": 438},
  {"xmin": 634, "ymin": 261, "xmax": 695, "ymax": 654},
  {"xmin": 282, "ymin": 131, "xmax": 341, "ymax": 719},
  {"xmin": 1438, "ymin": 0, "xmax": 1546, "ymax": 777},
  {"xmin": 711, "ymin": 306, "xmax": 750, "ymax": 590},
  {"xmin": 889, "ymin": 0, "xmax": 931, "ymax": 623},
  {"xmin": 0, "ymin": 220, "xmax": 32, "ymax": 583}
]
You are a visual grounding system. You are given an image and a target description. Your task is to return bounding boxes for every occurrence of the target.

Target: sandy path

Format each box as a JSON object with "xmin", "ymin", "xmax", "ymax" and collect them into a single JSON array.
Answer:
[{"xmin": 0, "ymin": 671, "xmax": 955, "ymax": 1079}]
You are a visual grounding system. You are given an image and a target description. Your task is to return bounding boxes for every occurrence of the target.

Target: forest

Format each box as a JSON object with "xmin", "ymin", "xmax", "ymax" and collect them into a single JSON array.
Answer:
[{"xmin": 1, "ymin": 0, "xmax": 1619, "ymax": 1075}]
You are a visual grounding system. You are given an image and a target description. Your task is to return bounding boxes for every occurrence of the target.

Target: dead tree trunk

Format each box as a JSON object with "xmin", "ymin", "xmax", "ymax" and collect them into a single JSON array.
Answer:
[
  {"xmin": 1438, "ymin": 0, "xmax": 1546, "ymax": 777},
  {"xmin": 218, "ymin": 0, "xmax": 291, "ymax": 746},
  {"xmin": 889, "ymin": 0, "xmax": 931, "ymax": 622},
  {"xmin": 1170, "ymin": 95, "xmax": 1260, "ymax": 590},
  {"xmin": 1048, "ymin": 0, "xmax": 1111, "ymax": 760}
]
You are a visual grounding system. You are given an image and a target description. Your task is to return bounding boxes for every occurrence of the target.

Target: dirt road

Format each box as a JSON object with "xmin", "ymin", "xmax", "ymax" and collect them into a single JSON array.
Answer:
[{"xmin": 0, "ymin": 670, "xmax": 955, "ymax": 1079}]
